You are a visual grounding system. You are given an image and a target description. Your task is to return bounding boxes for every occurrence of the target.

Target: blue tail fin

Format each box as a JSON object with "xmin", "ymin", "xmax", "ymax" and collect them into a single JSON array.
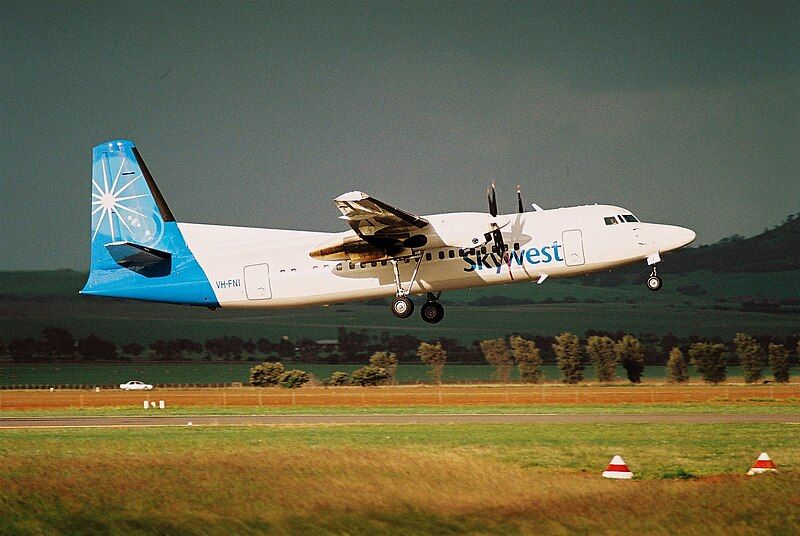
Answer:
[{"xmin": 81, "ymin": 140, "xmax": 218, "ymax": 306}]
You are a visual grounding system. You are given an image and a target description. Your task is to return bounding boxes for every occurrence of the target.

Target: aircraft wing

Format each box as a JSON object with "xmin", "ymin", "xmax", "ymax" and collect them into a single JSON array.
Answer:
[{"xmin": 334, "ymin": 191, "xmax": 429, "ymax": 253}]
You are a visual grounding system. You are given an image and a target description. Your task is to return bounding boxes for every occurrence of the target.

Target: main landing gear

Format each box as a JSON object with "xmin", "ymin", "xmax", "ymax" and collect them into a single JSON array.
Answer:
[
  {"xmin": 421, "ymin": 293, "xmax": 444, "ymax": 324},
  {"xmin": 388, "ymin": 257, "xmax": 445, "ymax": 322}
]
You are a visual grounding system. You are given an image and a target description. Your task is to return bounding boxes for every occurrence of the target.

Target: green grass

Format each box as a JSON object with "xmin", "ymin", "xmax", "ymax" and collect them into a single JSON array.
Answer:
[
  {"xmin": 1, "ymin": 422, "xmax": 799, "ymax": 534},
  {"xmin": 3, "ymin": 400, "xmax": 800, "ymax": 418}
]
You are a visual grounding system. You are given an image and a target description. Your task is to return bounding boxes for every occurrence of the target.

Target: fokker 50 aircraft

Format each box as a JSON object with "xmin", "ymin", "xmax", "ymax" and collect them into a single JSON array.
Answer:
[{"xmin": 82, "ymin": 140, "xmax": 696, "ymax": 323}]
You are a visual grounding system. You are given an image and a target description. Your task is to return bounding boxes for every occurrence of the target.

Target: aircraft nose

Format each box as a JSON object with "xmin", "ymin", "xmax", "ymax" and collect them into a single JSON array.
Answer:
[{"xmin": 654, "ymin": 225, "xmax": 696, "ymax": 252}]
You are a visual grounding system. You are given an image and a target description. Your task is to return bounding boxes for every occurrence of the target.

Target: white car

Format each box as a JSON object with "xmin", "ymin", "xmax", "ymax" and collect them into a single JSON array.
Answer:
[{"xmin": 119, "ymin": 380, "xmax": 154, "ymax": 391}]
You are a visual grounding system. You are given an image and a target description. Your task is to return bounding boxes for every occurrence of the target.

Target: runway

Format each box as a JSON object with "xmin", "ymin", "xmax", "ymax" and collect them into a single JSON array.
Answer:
[{"xmin": 1, "ymin": 413, "xmax": 798, "ymax": 428}]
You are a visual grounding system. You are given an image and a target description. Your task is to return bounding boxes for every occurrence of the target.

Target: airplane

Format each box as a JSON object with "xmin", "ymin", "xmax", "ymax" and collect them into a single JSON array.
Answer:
[{"xmin": 82, "ymin": 139, "xmax": 696, "ymax": 323}]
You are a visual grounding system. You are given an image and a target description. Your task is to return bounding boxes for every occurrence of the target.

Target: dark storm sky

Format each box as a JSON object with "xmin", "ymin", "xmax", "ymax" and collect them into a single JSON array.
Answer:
[{"xmin": 2, "ymin": 1, "xmax": 798, "ymax": 270}]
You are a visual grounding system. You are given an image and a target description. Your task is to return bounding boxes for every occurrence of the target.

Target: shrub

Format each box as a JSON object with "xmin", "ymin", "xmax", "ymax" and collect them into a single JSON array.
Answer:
[
  {"xmin": 509, "ymin": 336, "xmax": 542, "ymax": 384},
  {"xmin": 734, "ymin": 333, "xmax": 765, "ymax": 384},
  {"xmin": 350, "ymin": 364, "xmax": 389, "ymax": 386},
  {"xmin": 249, "ymin": 361, "xmax": 285, "ymax": 387},
  {"xmin": 553, "ymin": 332, "xmax": 584, "ymax": 384},
  {"xmin": 369, "ymin": 352, "xmax": 398, "ymax": 385},
  {"xmin": 615, "ymin": 335, "xmax": 645, "ymax": 383},
  {"xmin": 479, "ymin": 338, "xmax": 513, "ymax": 383},
  {"xmin": 688, "ymin": 343, "xmax": 727, "ymax": 384},
  {"xmin": 328, "ymin": 371, "xmax": 350, "ymax": 386},
  {"xmin": 768, "ymin": 344, "xmax": 791, "ymax": 383},
  {"xmin": 278, "ymin": 369, "xmax": 310, "ymax": 389},
  {"xmin": 666, "ymin": 347, "xmax": 688, "ymax": 383},
  {"xmin": 417, "ymin": 342, "xmax": 447, "ymax": 385},
  {"xmin": 585, "ymin": 336, "xmax": 617, "ymax": 383}
]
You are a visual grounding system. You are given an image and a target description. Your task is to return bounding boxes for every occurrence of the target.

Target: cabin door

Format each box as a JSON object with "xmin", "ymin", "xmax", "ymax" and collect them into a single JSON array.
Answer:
[
  {"xmin": 243, "ymin": 263, "xmax": 273, "ymax": 300},
  {"xmin": 561, "ymin": 230, "xmax": 586, "ymax": 266}
]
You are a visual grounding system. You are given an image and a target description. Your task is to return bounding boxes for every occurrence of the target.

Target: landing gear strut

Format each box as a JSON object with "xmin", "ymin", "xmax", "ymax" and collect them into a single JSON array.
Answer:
[
  {"xmin": 421, "ymin": 293, "xmax": 445, "ymax": 324},
  {"xmin": 389, "ymin": 256, "xmax": 423, "ymax": 319}
]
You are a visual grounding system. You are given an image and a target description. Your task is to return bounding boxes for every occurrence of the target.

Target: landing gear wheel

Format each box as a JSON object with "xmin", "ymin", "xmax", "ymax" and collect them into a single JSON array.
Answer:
[
  {"xmin": 420, "ymin": 301, "xmax": 445, "ymax": 324},
  {"xmin": 391, "ymin": 296, "xmax": 414, "ymax": 318},
  {"xmin": 646, "ymin": 275, "xmax": 663, "ymax": 292}
]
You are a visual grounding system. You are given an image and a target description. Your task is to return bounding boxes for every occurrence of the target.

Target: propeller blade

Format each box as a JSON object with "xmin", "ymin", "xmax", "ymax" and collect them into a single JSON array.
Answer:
[
  {"xmin": 487, "ymin": 182, "xmax": 498, "ymax": 217},
  {"xmin": 517, "ymin": 185, "xmax": 524, "ymax": 214}
]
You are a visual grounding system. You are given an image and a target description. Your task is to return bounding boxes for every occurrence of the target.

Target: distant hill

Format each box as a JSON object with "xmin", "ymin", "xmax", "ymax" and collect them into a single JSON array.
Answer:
[
  {"xmin": 586, "ymin": 213, "xmax": 800, "ymax": 286},
  {"xmin": 660, "ymin": 214, "xmax": 800, "ymax": 274}
]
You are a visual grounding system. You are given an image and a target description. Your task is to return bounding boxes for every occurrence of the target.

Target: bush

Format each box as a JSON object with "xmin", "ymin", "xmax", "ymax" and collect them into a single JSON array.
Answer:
[
  {"xmin": 615, "ymin": 335, "xmax": 645, "ymax": 383},
  {"xmin": 369, "ymin": 352, "xmax": 398, "ymax": 385},
  {"xmin": 278, "ymin": 369, "xmax": 310, "ymax": 389},
  {"xmin": 417, "ymin": 342, "xmax": 447, "ymax": 385},
  {"xmin": 553, "ymin": 332, "xmax": 584, "ymax": 384},
  {"xmin": 666, "ymin": 347, "xmax": 688, "ymax": 383},
  {"xmin": 510, "ymin": 336, "xmax": 542, "ymax": 384},
  {"xmin": 688, "ymin": 343, "xmax": 727, "ymax": 384},
  {"xmin": 585, "ymin": 336, "xmax": 616, "ymax": 383},
  {"xmin": 249, "ymin": 361, "xmax": 285, "ymax": 387},
  {"xmin": 734, "ymin": 333, "xmax": 765, "ymax": 383},
  {"xmin": 768, "ymin": 344, "xmax": 790, "ymax": 383},
  {"xmin": 479, "ymin": 338, "xmax": 514, "ymax": 382},
  {"xmin": 350, "ymin": 365, "xmax": 389, "ymax": 386},
  {"xmin": 328, "ymin": 371, "xmax": 350, "ymax": 386}
]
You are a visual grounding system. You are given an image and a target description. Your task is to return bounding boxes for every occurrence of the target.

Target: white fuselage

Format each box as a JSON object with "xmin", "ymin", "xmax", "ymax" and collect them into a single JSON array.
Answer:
[{"xmin": 178, "ymin": 204, "xmax": 695, "ymax": 309}]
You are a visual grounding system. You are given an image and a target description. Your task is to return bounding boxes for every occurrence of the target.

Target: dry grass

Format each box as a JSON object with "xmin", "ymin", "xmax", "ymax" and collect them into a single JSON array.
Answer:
[
  {"xmin": 1, "ymin": 425, "xmax": 799, "ymax": 534},
  {"xmin": 3, "ymin": 383, "xmax": 800, "ymax": 410}
]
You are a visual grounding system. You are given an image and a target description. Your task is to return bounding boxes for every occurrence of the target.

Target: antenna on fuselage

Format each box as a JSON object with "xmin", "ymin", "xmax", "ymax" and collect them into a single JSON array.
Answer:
[{"xmin": 516, "ymin": 185, "xmax": 525, "ymax": 213}]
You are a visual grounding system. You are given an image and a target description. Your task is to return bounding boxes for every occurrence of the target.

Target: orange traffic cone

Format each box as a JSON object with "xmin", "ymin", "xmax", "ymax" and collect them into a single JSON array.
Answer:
[
  {"xmin": 747, "ymin": 452, "xmax": 778, "ymax": 475},
  {"xmin": 602, "ymin": 455, "xmax": 633, "ymax": 479}
]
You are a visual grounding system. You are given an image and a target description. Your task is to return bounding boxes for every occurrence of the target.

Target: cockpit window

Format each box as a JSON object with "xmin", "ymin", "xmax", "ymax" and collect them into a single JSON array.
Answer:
[
  {"xmin": 604, "ymin": 216, "xmax": 618, "ymax": 225},
  {"xmin": 623, "ymin": 215, "xmax": 639, "ymax": 223}
]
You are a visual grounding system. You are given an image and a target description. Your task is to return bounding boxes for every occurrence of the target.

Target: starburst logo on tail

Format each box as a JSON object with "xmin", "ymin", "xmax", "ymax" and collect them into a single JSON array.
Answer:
[{"xmin": 91, "ymin": 151, "xmax": 163, "ymax": 246}]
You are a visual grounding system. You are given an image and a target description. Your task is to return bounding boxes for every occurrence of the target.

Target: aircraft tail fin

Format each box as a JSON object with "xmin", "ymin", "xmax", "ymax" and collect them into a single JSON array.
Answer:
[{"xmin": 81, "ymin": 140, "xmax": 217, "ymax": 306}]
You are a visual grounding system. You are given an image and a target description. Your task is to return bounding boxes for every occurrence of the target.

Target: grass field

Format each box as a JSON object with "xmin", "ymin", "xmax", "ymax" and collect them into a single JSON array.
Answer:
[
  {"xmin": 1, "ymin": 421, "xmax": 798, "ymax": 534},
  {"xmin": 3, "ymin": 362, "xmax": 788, "ymax": 387}
]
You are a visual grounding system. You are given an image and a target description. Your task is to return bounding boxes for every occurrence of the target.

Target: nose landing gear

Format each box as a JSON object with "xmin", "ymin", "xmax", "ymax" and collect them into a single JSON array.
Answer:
[{"xmin": 646, "ymin": 266, "xmax": 663, "ymax": 291}]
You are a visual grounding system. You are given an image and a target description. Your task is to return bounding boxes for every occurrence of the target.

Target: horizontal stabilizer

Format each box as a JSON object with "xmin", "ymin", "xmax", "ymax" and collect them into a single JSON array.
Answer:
[{"xmin": 105, "ymin": 242, "xmax": 172, "ymax": 277}]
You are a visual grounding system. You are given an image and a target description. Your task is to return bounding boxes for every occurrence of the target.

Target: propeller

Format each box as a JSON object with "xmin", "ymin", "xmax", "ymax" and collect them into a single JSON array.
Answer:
[
  {"xmin": 484, "ymin": 182, "xmax": 509, "ymax": 258},
  {"xmin": 487, "ymin": 181, "xmax": 498, "ymax": 217}
]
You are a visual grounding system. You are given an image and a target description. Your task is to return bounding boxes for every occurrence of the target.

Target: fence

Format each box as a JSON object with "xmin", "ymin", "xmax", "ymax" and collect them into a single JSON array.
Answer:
[{"xmin": 0, "ymin": 384, "xmax": 799, "ymax": 410}]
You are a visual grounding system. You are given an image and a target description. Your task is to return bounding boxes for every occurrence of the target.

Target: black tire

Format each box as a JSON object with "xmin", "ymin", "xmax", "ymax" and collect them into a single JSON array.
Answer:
[
  {"xmin": 391, "ymin": 296, "xmax": 414, "ymax": 318},
  {"xmin": 420, "ymin": 301, "xmax": 445, "ymax": 324},
  {"xmin": 646, "ymin": 275, "xmax": 663, "ymax": 292}
]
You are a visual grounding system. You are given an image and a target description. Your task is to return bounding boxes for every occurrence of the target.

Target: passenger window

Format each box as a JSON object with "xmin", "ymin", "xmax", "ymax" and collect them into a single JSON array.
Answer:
[
  {"xmin": 425, "ymin": 253, "xmax": 432, "ymax": 261},
  {"xmin": 336, "ymin": 263, "xmax": 342, "ymax": 271},
  {"xmin": 459, "ymin": 249, "xmax": 465, "ymax": 257},
  {"xmin": 349, "ymin": 262, "xmax": 355, "ymax": 269},
  {"xmin": 438, "ymin": 251, "xmax": 445, "ymax": 260},
  {"xmin": 360, "ymin": 262, "xmax": 366, "ymax": 268},
  {"xmin": 404, "ymin": 258, "xmax": 410, "ymax": 264},
  {"xmin": 604, "ymin": 217, "xmax": 617, "ymax": 225},
  {"xmin": 448, "ymin": 250, "xmax": 455, "ymax": 259},
  {"xmin": 380, "ymin": 260, "xmax": 387, "ymax": 266},
  {"xmin": 514, "ymin": 243, "xmax": 520, "ymax": 251},
  {"xmin": 480, "ymin": 246, "xmax": 486, "ymax": 255},
  {"xmin": 469, "ymin": 248, "xmax": 475, "ymax": 255}
]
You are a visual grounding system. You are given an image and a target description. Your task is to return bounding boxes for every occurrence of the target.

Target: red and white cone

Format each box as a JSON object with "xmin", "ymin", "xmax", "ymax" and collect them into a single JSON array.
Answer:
[
  {"xmin": 602, "ymin": 455, "xmax": 633, "ymax": 479},
  {"xmin": 747, "ymin": 452, "xmax": 778, "ymax": 475}
]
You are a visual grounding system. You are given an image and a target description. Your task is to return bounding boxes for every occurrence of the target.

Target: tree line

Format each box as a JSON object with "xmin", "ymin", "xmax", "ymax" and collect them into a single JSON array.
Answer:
[
  {"xmin": 246, "ymin": 332, "xmax": 796, "ymax": 387},
  {"xmin": 2, "ymin": 327, "xmax": 798, "ymax": 384}
]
